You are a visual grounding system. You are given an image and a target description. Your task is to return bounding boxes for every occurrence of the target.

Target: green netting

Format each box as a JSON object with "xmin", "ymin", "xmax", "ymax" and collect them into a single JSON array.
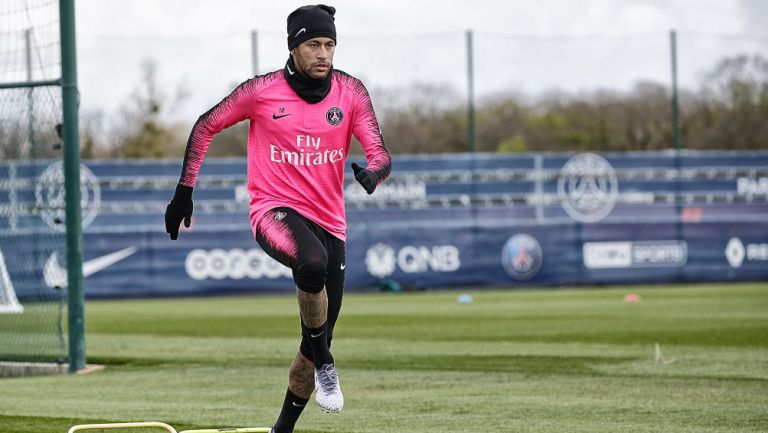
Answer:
[{"xmin": 0, "ymin": 0, "xmax": 67, "ymax": 364}]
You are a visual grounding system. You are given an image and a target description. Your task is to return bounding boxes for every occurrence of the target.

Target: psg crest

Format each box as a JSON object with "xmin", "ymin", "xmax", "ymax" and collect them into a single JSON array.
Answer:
[
  {"xmin": 326, "ymin": 107, "xmax": 343, "ymax": 125},
  {"xmin": 501, "ymin": 234, "xmax": 543, "ymax": 280}
]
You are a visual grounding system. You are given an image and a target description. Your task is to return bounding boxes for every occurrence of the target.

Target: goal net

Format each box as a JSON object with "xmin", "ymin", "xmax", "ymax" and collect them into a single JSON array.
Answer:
[{"xmin": 0, "ymin": 0, "xmax": 67, "ymax": 364}]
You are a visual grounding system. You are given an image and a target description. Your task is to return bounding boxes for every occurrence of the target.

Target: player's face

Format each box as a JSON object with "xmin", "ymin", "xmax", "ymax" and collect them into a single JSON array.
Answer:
[{"xmin": 291, "ymin": 37, "xmax": 335, "ymax": 79}]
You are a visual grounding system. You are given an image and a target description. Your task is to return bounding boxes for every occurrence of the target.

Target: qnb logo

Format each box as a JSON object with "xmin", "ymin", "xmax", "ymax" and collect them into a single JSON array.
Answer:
[
  {"xmin": 501, "ymin": 234, "xmax": 543, "ymax": 280},
  {"xmin": 185, "ymin": 249, "xmax": 291, "ymax": 281},
  {"xmin": 725, "ymin": 237, "xmax": 768, "ymax": 268},
  {"xmin": 35, "ymin": 161, "xmax": 101, "ymax": 231},
  {"xmin": 364, "ymin": 243, "xmax": 461, "ymax": 278},
  {"xmin": 365, "ymin": 244, "xmax": 396, "ymax": 278},
  {"xmin": 557, "ymin": 153, "xmax": 618, "ymax": 223}
]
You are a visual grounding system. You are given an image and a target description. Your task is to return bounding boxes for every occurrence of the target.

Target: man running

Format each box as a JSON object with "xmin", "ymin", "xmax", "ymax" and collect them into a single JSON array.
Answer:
[{"xmin": 164, "ymin": 4, "xmax": 391, "ymax": 433}]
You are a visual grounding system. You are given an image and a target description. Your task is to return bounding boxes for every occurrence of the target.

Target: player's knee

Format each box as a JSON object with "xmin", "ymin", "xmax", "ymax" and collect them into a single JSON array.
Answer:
[{"xmin": 295, "ymin": 253, "xmax": 328, "ymax": 293}]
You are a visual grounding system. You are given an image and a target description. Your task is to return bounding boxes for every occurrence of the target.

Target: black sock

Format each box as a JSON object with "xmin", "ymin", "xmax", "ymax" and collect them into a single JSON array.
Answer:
[
  {"xmin": 272, "ymin": 389, "xmax": 309, "ymax": 433},
  {"xmin": 303, "ymin": 322, "xmax": 334, "ymax": 368}
]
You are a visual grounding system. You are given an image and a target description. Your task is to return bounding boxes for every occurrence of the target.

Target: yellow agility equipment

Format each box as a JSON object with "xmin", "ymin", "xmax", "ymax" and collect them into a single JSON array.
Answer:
[
  {"xmin": 68, "ymin": 422, "xmax": 178, "ymax": 433},
  {"xmin": 179, "ymin": 429, "xmax": 271, "ymax": 433},
  {"xmin": 67, "ymin": 421, "xmax": 271, "ymax": 433}
]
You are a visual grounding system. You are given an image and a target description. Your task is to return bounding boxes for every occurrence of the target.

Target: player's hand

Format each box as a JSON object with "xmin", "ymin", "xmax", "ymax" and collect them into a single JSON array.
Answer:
[
  {"xmin": 351, "ymin": 162, "xmax": 376, "ymax": 194},
  {"xmin": 165, "ymin": 184, "xmax": 194, "ymax": 240}
]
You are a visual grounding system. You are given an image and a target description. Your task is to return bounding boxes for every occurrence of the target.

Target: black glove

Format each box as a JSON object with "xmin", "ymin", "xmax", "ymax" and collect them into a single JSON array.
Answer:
[
  {"xmin": 165, "ymin": 183, "xmax": 193, "ymax": 240},
  {"xmin": 351, "ymin": 162, "xmax": 377, "ymax": 195}
]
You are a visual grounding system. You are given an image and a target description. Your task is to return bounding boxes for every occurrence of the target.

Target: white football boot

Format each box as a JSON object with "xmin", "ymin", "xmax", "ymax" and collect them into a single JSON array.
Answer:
[{"xmin": 314, "ymin": 363, "xmax": 344, "ymax": 413}]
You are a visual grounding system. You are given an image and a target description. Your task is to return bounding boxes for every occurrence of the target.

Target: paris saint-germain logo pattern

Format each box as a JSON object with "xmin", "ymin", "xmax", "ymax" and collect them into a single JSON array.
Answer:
[{"xmin": 326, "ymin": 107, "xmax": 343, "ymax": 126}]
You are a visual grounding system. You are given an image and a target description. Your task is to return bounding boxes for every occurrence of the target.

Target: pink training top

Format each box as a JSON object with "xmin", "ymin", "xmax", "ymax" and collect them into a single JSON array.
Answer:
[{"xmin": 178, "ymin": 69, "xmax": 391, "ymax": 242}]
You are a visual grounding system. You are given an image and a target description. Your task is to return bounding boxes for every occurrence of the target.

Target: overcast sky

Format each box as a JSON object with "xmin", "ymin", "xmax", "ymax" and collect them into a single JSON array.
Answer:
[{"xmin": 70, "ymin": 0, "xmax": 768, "ymax": 124}]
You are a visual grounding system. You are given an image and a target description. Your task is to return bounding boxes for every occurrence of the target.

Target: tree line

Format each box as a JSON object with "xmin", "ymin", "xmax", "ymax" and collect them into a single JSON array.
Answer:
[
  {"xmin": 30, "ymin": 54, "xmax": 768, "ymax": 160},
  {"xmin": 374, "ymin": 54, "xmax": 768, "ymax": 154}
]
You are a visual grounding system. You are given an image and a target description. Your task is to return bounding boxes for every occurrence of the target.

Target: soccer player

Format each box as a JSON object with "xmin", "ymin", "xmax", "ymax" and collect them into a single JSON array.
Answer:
[{"xmin": 163, "ymin": 4, "xmax": 391, "ymax": 433}]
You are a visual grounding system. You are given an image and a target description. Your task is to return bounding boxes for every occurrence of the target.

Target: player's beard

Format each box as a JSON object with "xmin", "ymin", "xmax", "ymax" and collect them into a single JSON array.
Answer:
[
  {"xmin": 296, "ymin": 57, "xmax": 331, "ymax": 80},
  {"xmin": 285, "ymin": 56, "xmax": 333, "ymax": 103}
]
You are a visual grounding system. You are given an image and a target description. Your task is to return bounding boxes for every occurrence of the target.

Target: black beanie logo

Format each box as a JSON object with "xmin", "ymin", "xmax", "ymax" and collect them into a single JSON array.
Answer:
[{"xmin": 287, "ymin": 4, "xmax": 337, "ymax": 50}]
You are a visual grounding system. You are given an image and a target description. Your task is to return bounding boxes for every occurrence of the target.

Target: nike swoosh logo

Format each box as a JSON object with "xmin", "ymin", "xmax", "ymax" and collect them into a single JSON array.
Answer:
[
  {"xmin": 292, "ymin": 402, "xmax": 306, "ymax": 407},
  {"xmin": 309, "ymin": 330, "xmax": 325, "ymax": 338},
  {"xmin": 286, "ymin": 63, "xmax": 295, "ymax": 76},
  {"xmin": 340, "ymin": 263, "xmax": 346, "ymax": 270},
  {"xmin": 44, "ymin": 246, "xmax": 138, "ymax": 288},
  {"xmin": 272, "ymin": 113, "xmax": 291, "ymax": 119},
  {"xmin": 295, "ymin": 28, "xmax": 306, "ymax": 37}
]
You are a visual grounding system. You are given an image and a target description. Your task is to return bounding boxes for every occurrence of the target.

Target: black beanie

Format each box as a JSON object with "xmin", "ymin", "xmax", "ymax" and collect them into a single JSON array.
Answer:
[{"xmin": 287, "ymin": 4, "xmax": 337, "ymax": 50}]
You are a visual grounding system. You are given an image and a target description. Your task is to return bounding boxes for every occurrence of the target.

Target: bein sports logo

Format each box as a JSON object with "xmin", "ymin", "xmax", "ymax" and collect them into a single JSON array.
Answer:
[
  {"xmin": 35, "ymin": 161, "xmax": 101, "ymax": 231},
  {"xmin": 583, "ymin": 241, "xmax": 687, "ymax": 269},
  {"xmin": 365, "ymin": 243, "xmax": 461, "ymax": 278},
  {"xmin": 185, "ymin": 249, "xmax": 291, "ymax": 280},
  {"xmin": 557, "ymin": 153, "xmax": 618, "ymax": 223},
  {"xmin": 501, "ymin": 234, "xmax": 543, "ymax": 280}
]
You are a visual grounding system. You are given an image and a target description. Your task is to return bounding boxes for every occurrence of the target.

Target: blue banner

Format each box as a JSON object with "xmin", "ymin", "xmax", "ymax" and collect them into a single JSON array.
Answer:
[{"xmin": 1, "ymin": 151, "xmax": 766, "ymax": 298}]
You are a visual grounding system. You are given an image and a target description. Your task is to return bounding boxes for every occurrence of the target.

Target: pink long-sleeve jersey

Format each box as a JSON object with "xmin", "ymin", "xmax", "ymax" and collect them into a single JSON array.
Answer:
[{"xmin": 178, "ymin": 69, "xmax": 391, "ymax": 242}]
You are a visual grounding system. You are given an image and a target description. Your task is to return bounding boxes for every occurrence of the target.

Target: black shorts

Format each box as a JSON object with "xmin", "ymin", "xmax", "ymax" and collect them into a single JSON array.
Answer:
[{"xmin": 255, "ymin": 207, "xmax": 345, "ymax": 359}]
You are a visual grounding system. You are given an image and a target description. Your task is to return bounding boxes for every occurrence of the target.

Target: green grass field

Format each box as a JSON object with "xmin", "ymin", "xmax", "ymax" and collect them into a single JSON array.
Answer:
[{"xmin": 2, "ymin": 283, "xmax": 767, "ymax": 433}]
